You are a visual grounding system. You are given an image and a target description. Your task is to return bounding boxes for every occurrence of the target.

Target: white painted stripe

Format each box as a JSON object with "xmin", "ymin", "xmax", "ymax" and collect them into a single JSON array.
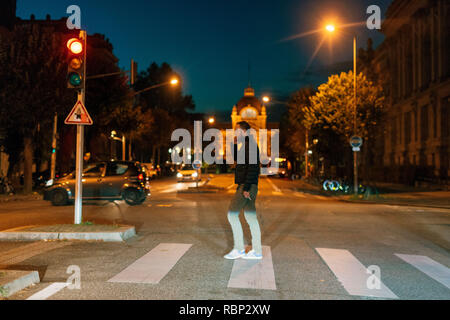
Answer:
[
  {"xmin": 108, "ymin": 243, "xmax": 192, "ymax": 284},
  {"xmin": 272, "ymin": 191, "xmax": 283, "ymax": 196},
  {"xmin": 228, "ymin": 246, "xmax": 276, "ymax": 291},
  {"xmin": 265, "ymin": 177, "xmax": 281, "ymax": 193},
  {"xmin": 27, "ymin": 282, "xmax": 68, "ymax": 300},
  {"xmin": 314, "ymin": 195, "xmax": 328, "ymax": 200},
  {"xmin": 294, "ymin": 192, "xmax": 306, "ymax": 198},
  {"xmin": 316, "ymin": 248, "xmax": 398, "ymax": 299},
  {"xmin": 395, "ymin": 254, "xmax": 450, "ymax": 289}
]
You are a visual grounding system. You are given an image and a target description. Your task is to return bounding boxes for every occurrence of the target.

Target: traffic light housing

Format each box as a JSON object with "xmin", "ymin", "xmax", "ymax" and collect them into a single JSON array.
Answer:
[{"xmin": 66, "ymin": 37, "xmax": 85, "ymax": 89}]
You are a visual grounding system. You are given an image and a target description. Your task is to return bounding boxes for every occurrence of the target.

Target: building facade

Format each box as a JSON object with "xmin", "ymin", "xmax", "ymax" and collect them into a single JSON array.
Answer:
[{"xmin": 378, "ymin": 0, "xmax": 450, "ymax": 183}]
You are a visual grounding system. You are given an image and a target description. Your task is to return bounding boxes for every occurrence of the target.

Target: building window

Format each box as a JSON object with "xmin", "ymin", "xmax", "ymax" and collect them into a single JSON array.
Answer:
[{"xmin": 240, "ymin": 108, "xmax": 257, "ymax": 120}]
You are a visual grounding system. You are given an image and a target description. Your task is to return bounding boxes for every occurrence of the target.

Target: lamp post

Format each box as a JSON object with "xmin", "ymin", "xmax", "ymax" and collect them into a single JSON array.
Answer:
[
  {"xmin": 325, "ymin": 25, "xmax": 359, "ymax": 195},
  {"xmin": 111, "ymin": 131, "xmax": 126, "ymax": 161}
]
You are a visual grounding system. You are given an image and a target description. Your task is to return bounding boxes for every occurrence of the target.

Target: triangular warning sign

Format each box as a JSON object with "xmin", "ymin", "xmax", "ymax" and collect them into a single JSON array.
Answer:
[{"xmin": 65, "ymin": 100, "xmax": 93, "ymax": 125}]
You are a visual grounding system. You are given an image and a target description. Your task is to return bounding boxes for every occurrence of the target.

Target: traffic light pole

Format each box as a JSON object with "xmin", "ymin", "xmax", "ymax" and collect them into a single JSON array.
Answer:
[
  {"xmin": 74, "ymin": 30, "xmax": 87, "ymax": 225},
  {"xmin": 50, "ymin": 112, "xmax": 58, "ymax": 181}
]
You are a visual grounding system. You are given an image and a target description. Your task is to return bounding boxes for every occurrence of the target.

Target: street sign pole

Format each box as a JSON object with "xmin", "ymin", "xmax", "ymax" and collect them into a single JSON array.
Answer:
[{"xmin": 74, "ymin": 30, "xmax": 87, "ymax": 225}]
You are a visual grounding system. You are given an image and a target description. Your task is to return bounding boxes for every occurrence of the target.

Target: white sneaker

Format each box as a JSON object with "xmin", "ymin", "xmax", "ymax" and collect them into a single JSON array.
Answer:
[
  {"xmin": 224, "ymin": 249, "xmax": 245, "ymax": 260},
  {"xmin": 242, "ymin": 250, "xmax": 263, "ymax": 260}
]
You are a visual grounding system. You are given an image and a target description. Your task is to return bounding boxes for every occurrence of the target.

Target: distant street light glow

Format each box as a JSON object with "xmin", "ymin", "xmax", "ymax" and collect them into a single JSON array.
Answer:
[
  {"xmin": 208, "ymin": 117, "xmax": 215, "ymax": 124},
  {"xmin": 170, "ymin": 78, "xmax": 179, "ymax": 86},
  {"xmin": 326, "ymin": 24, "xmax": 336, "ymax": 33},
  {"xmin": 263, "ymin": 96, "xmax": 270, "ymax": 103}
]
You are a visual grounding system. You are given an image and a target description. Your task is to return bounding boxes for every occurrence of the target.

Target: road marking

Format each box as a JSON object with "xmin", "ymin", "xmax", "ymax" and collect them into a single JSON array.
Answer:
[
  {"xmin": 0, "ymin": 241, "xmax": 71, "ymax": 266},
  {"xmin": 395, "ymin": 254, "xmax": 450, "ymax": 289},
  {"xmin": 26, "ymin": 282, "xmax": 69, "ymax": 300},
  {"xmin": 227, "ymin": 184, "xmax": 235, "ymax": 190},
  {"xmin": 265, "ymin": 177, "xmax": 281, "ymax": 193},
  {"xmin": 272, "ymin": 192, "xmax": 283, "ymax": 196},
  {"xmin": 228, "ymin": 246, "xmax": 276, "ymax": 291},
  {"xmin": 108, "ymin": 243, "xmax": 192, "ymax": 284},
  {"xmin": 314, "ymin": 195, "xmax": 328, "ymax": 200},
  {"xmin": 316, "ymin": 248, "xmax": 398, "ymax": 299}
]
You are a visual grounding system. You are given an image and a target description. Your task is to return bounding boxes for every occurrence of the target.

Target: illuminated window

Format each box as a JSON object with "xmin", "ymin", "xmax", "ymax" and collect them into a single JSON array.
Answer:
[{"xmin": 241, "ymin": 107, "xmax": 257, "ymax": 119}]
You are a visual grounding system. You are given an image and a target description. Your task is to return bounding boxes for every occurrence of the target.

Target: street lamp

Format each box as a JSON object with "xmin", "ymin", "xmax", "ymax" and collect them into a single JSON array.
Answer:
[
  {"xmin": 111, "ymin": 130, "xmax": 126, "ymax": 161},
  {"xmin": 262, "ymin": 96, "xmax": 271, "ymax": 103},
  {"xmin": 325, "ymin": 24, "xmax": 359, "ymax": 195},
  {"xmin": 208, "ymin": 117, "xmax": 215, "ymax": 125}
]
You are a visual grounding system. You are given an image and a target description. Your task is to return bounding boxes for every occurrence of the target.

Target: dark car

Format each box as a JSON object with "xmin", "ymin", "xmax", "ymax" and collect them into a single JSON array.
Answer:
[{"xmin": 44, "ymin": 161, "xmax": 150, "ymax": 206}]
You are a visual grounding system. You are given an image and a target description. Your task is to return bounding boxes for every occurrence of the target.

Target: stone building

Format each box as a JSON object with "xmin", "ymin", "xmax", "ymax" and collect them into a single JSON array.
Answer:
[
  {"xmin": 376, "ymin": 0, "xmax": 450, "ymax": 183},
  {"xmin": 213, "ymin": 86, "xmax": 279, "ymax": 163}
]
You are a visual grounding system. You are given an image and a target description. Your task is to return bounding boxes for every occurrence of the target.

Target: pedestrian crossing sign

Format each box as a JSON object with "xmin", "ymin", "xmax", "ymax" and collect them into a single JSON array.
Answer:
[{"xmin": 65, "ymin": 100, "xmax": 93, "ymax": 125}]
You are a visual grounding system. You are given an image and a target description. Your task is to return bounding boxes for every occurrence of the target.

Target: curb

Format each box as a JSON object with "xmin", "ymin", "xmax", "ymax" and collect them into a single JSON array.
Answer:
[
  {"xmin": 337, "ymin": 199, "xmax": 450, "ymax": 210},
  {"xmin": 0, "ymin": 226, "xmax": 136, "ymax": 242},
  {"xmin": 0, "ymin": 270, "xmax": 40, "ymax": 298}
]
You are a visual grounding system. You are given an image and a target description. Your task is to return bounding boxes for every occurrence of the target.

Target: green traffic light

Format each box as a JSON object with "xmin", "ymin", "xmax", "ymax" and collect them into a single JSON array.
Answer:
[{"xmin": 68, "ymin": 72, "xmax": 82, "ymax": 86}]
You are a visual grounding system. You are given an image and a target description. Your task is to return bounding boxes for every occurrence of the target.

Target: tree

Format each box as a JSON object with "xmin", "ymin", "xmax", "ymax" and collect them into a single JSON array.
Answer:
[
  {"xmin": 133, "ymin": 62, "xmax": 195, "ymax": 164},
  {"xmin": 282, "ymin": 87, "xmax": 315, "ymax": 159},
  {"xmin": 304, "ymin": 71, "xmax": 385, "ymax": 140},
  {"xmin": 303, "ymin": 71, "xmax": 385, "ymax": 179},
  {"xmin": 0, "ymin": 24, "xmax": 73, "ymax": 193}
]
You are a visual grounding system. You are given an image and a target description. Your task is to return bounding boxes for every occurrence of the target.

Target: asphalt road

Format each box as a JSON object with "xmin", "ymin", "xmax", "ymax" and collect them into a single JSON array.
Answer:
[{"xmin": 0, "ymin": 175, "xmax": 449, "ymax": 300}]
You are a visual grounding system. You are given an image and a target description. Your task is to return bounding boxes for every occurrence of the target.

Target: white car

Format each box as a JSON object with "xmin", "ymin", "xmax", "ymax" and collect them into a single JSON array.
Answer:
[{"xmin": 177, "ymin": 165, "xmax": 201, "ymax": 182}]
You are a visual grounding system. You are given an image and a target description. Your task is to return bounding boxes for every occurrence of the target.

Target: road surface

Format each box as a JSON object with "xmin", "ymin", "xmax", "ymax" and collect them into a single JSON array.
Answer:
[{"xmin": 0, "ymin": 175, "xmax": 449, "ymax": 300}]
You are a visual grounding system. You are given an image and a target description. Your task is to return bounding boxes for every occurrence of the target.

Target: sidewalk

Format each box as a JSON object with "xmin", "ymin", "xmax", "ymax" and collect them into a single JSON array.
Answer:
[
  {"xmin": 0, "ymin": 193, "xmax": 42, "ymax": 203},
  {"xmin": 338, "ymin": 191, "xmax": 450, "ymax": 209}
]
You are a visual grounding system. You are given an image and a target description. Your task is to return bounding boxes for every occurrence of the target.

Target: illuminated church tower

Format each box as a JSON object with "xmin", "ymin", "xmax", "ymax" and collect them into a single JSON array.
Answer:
[{"xmin": 231, "ymin": 86, "xmax": 267, "ymax": 131}]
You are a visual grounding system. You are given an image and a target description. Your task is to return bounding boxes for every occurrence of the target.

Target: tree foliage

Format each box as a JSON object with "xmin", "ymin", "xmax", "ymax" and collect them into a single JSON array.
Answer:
[{"xmin": 303, "ymin": 71, "xmax": 385, "ymax": 141}]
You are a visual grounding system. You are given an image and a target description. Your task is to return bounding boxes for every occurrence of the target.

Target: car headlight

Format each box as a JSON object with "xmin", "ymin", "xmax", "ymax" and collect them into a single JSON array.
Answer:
[
  {"xmin": 45, "ymin": 179, "xmax": 54, "ymax": 187},
  {"xmin": 192, "ymin": 172, "xmax": 198, "ymax": 178},
  {"xmin": 177, "ymin": 173, "xmax": 183, "ymax": 178}
]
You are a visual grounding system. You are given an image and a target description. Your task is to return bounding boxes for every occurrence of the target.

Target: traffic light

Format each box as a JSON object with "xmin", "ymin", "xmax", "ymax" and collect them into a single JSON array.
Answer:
[{"xmin": 66, "ymin": 37, "xmax": 85, "ymax": 89}]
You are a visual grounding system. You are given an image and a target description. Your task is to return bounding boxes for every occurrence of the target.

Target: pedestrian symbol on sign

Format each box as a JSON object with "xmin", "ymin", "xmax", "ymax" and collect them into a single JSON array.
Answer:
[{"xmin": 65, "ymin": 100, "xmax": 93, "ymax": 125}]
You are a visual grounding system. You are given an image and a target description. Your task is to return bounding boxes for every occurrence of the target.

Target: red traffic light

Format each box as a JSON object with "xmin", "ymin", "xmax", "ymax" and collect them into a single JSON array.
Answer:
[{"xmin": 67, "ymin": 38, "xmax": 83, "ymax": 54}]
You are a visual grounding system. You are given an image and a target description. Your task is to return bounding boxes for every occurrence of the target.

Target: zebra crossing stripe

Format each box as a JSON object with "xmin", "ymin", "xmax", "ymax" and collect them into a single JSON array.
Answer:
[
  {"xmin": 316, "ymin": 248, "xmax": 398, "ymax": 299},
  {"xmin": 26, "ymin": 282, "xmax": 69, "ymax": 300},
  {"xmin": 395, "ymin": 254, "xmax": 450, "ymax": 289},
  {"xmin": 265, "ymin": 177, "xmax": 281, "ymax": 193},
  {"xmin": 108, "ymin": 243, "xmax": 192, "ymax": 284},
  {"xmin": 228, "ymin": 246, "xmax": 276, "ymax": 291}
]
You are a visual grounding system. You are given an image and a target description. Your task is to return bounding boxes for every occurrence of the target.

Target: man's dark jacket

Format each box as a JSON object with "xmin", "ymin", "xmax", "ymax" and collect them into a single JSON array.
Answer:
[{"xmin": 233, "ymin": 135, "xmax": 260, "ymax": 192}]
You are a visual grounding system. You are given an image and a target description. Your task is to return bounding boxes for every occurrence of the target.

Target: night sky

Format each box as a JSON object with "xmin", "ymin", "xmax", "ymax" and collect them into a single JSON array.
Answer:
[{"xmin": 17, "ymin": 0, "xmax": 392, "ymax": 116}]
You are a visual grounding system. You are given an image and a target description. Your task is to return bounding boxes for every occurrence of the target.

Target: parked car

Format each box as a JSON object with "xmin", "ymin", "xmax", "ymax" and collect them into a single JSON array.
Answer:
[
  {"xmin": 177, "ymin": 164, "xmax": 201, "ymax": 182},
  {"xmin": 44, "ymin": 161, "xmax": 150, "ymax": 206}
]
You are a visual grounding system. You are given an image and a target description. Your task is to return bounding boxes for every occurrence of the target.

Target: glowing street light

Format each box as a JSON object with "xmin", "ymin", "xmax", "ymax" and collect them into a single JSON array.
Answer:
[
  {"xmin": 208, "ymin": 117, "xmax": 215, "ymax": 125},
  {"xmin": 325, "ymin": 24, "xmax": 336, "ymax": 33},
  {"xmin": 170, "ymin": 78, "xmax": 179, "ymax": 86},
  {"xmin": 262, "ymin": 96, "xmax": 271, "ymax": 103}
]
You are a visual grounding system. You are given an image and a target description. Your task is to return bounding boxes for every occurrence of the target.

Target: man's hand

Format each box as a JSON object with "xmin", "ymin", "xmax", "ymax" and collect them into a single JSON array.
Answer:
[{"xmin": 243, "ymin": 191, "xmax": 252, "ymax": 200}]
